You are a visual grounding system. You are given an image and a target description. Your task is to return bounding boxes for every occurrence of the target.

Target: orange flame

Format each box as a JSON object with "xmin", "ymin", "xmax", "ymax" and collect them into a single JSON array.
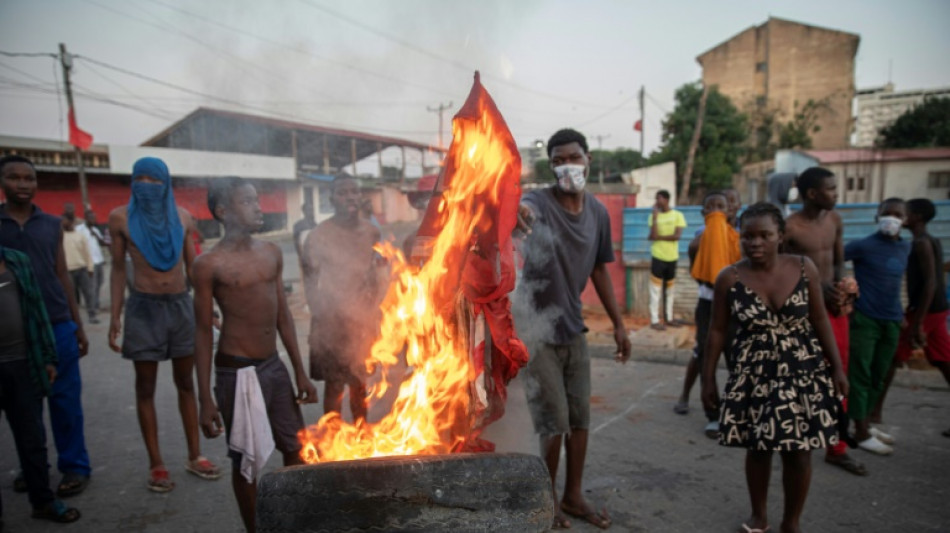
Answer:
[{"xmin": 299, "ymin": 73, "xmax": 523, "ymax": 463}]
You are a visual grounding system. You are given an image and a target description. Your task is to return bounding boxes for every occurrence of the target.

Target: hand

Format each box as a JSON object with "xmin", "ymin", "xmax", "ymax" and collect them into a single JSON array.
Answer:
[
  {"xmin": 296, "ymin": 373, "xmax": 319, "ymax": 404},
  {"xmin": 701, "ymin": 379, "xmax": 719, "ymax": 412},
  {"xmin": 75, "ymin": 326, "xmax": 89, "ymax": 357},
  {"xmin": 45, "ymin": 364, "xmax": 57, "ymax": 384},
  {"xmin": 108, "ymin": 317, "xmax": 122, "ymax": 353},
  {"xmin": 911, "ymin": 324, "xmax": 926, "ymax": 348},
  {"xmin": 832, "ymin": 368, "xmax": 849, "ymax": 399},
  {"xmin": 614, "ymin": 326, "xmax": 631, "ymax": 364},
  {"xmin": 822, "ymin": 282, "xmax": 845, "ymax": 315},
  {"xmin": 87, "ymin": 271, "xmax": 94, "ymax": 279},
  {"xmin": 515, "ymin": 204, "xmax": 534, "ymax": 235},
  {"xmin": 199, "ymin": 402, "xmax": 225, "ymax": 438}
]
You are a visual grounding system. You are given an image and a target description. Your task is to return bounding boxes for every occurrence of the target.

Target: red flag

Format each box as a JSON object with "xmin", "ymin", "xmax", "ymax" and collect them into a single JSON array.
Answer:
[
  {"xmin": 68, "ymin": 108, "xmax": 93, "ymax": 151},
  {"xmin": 633, "ymin": 119, "xmax": 643, "ymax": 132}
]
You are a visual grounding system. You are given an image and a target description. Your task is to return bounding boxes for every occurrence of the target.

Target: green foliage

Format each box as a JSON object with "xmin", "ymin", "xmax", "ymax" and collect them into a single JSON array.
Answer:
[
  {"xmin": 533, "ymin": 158, "xmax": 554, "ymax": 182},
  {"xmin": 531, "ymin": 148, "xmax": 644, "ymax": 183},
  {"xmin": 877, "ymin": 97, "xmax": 950, "ymax": 148},
  {"xmin": 649, "ymin": 82, "xmax": 748, "ymax": 194},
  {"xmin": 746, "ymin": 98, "xmax": 827, "ymax": 162}
]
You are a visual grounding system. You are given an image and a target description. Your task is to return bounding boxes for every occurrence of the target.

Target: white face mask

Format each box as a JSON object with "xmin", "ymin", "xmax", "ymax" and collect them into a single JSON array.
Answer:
[
  {"xmin": 553, "ymin": 164, "xmax": 587, "ymax": 192},
  {"xmin": 878, "ymin": 216, "xmax": 902, "ymax": 237},
  {"xmin": 787, "ymin": 187, "xmax": 800, "ymax": 203}
]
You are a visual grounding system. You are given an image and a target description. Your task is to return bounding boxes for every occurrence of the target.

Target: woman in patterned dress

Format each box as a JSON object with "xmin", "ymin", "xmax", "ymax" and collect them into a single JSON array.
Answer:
[{"xmin": 701, "ymin": 202, "xmax": 848, "ymax": 533}]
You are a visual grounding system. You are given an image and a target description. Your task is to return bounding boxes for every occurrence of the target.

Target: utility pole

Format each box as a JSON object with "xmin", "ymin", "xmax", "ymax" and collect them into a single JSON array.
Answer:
[
  {"xmin": 680, "ymin": 84, "xmax": 709, "ymax": 203},
  {"xmin": 638, "ymin": 86, "xmax": 645, "ymax": 160},
  {"xmin": 59, "ymin": 43, "xmax": 89, "ymax": 211},
  {"xmin": 593, "ymin": 134, "xmax": 611, "ymax": 185},
  {"xmin": 427, "ymin": 102, "xmax": 453, "ymax": 151}
]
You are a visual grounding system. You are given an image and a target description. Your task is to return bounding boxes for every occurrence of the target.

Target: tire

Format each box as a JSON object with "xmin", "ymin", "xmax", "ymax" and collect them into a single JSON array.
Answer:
[{"xmin": 257, "ymin": 452, "xmax": 553, "ymax": 532}]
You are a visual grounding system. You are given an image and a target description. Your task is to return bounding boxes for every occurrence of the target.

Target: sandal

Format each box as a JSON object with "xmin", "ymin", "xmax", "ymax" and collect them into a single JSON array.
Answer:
[
  {"xmin": 824, "ymin": 453, "xmax": 868, "ymax": 476},
  {"xmin": 561, "ymin": 502, "xmax": 611, "ymax": 530},
  {"xmin": 740, "ymin": 524, "xmax": 770, "ymax": 533},
  {"xmin": 673, "ymin": 400, "xmax": 689, "ymax": 415},
  {"xmin": 185, "ymin": 456, "xmax": 222, "ymax": 480},
  {"xmin": 32, "ymin": 499, "xmax": 81, "ymax": 523},
  {"xmin": 56, "ymin": 472, "xmax": 90, "ymax": 498},
  {"xmin": 148, "ymin": 467, "xmax": 175, "ymax": 493}
]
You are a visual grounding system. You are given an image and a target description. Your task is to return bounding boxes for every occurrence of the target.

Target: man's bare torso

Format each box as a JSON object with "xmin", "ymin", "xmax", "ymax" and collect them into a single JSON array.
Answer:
[
  {"xmin": 304, "ymin": 218, "xmax": 380, "ymax": 318},
  {"xmin": 111, "ymin": 205, "xmax": 190, "ymax": 293},
  {"xmin": 784, "ymin": 210, "xmax": 841, "ymax": 284}
]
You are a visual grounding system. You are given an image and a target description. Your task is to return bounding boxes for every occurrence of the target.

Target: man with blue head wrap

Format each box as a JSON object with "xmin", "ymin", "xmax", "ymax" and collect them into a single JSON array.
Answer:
[{"xmin": 108, "ymin": 156, "xmax": 221, "ymax": 492}]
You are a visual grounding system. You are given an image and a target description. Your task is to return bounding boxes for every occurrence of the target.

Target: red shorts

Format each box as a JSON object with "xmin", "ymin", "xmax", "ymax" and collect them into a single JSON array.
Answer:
[
  {"xmin": 896, "ymin": 310, "xmax": 950, "ymax": 363},
  {"xmin": 827, "ymin": 308, "xmax": 850, "ymax": 372}
]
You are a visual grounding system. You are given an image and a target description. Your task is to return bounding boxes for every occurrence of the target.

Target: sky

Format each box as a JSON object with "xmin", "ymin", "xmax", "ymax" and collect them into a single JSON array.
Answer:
[{"xmin": 1, "ymin": 0, "xmax": 948, "ymax": 168}]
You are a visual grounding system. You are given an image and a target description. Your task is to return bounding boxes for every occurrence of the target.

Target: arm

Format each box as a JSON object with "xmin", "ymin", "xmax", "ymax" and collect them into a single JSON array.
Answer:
[
  {"xmin": 804, "ymin": 257, "xmax": 848, "ymax": 397},
  {"xmin": 659, "ymin": 227, "xmax": 684, "ymax": 242},
  {"xmin": 833, "ymin": 213, "xmax": 845, "ymax": 282},
  {"xmin": 701, "ymin": 268, "xmax": 733, "ymax": 410},
  {"xmin": 274, "ymin": 246, "xmax": 317, "ymax": 403},
  {"xmin": 302, "ymin": 231, "xmax": 322, "ymax": 313},
  {"xmin": 909, "ymin": 238, "xmax": 936, "ymax": 345},
  {"xmin": 108, "ymin": 211, "xmax": 127, "ymax": 353},
  {"xmin": 55, "ymin": 227, "xmax": 88, "ymax": 356},
  {"xmin": 590, "ymin": 262, "xmax": 631, "ymax": 363},
  {"xmin": 181, "ymin": 209, "xmax": 197, "ymax": 282},
  {"xmin": 647, "ymin": 209, "xmax": 659, "ymax": 241},
  {"xmin": 80, "ymin": 238, "xmax": 93, "ymax": 273},
  {"xmin": 192, "ymin": 256, "xmax": 224, "ymax": 438},
  {"xmin": 688, "ymin": 235, "xmax": 700, "ymax": 270}
]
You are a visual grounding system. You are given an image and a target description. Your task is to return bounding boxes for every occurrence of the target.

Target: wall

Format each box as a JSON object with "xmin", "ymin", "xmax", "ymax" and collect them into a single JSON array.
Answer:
[
  {"xmin": 579, "ymin": 192, "xmax": 638, "ymax": 312},
  {"xmin": 822, "ymin": 159, "xmax": 950, "ymax": 204},
  {"xmin": 622, "ymin": 162, "xmax": 677, "ymax": 206}
]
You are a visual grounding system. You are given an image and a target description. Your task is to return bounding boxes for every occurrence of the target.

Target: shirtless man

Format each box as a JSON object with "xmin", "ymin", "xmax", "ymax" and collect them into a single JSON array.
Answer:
[
  {"xmin": 193, "ymin": 177, "xmax": 316, "ymax": 533},
  {"xmin": 302, "ymin": 174, "xmax": 385, "ymax": 421},
  {"xmin": 108, "ymin": 157, "xmax": 221, "ymax": 492},
  {"xmin": 783, "ymin": 166, "xmax": 866, "ymax": 476}
]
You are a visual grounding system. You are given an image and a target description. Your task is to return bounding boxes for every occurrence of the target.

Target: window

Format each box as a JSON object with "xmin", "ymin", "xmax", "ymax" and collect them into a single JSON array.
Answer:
[
  {"xmin": 858, "ymin": 177, "xmax": 866, "ymax": 191},
  {"xmin": 755, "ymin": 96, "xmax": 767, "ymax": 108},
  {"xmin": 755, "ymin": 61, "xmax": 768, "ymax": 73},
  {"xmin": 928, "ymin": 171, "xmax": 950, "ymax": 188},
  {"xmin": 847, "ymin": 177, "xmax": 855, "ymax": 191}
]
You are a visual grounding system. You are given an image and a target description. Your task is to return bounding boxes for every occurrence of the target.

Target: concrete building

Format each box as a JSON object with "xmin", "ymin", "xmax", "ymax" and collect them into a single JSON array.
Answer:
[
  {"xmin": 853, "ymin": 83, "xmax": 950, "ymax": 147},
  {"xmin": 697, "ymin": 17, "xmax": 860, "ymax": 150}
]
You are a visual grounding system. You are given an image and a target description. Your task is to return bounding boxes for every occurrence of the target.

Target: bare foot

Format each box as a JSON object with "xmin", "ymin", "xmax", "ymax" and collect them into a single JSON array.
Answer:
[{"xmin": 561, "ymin": 499, "xmax": 611, "ymax": 530}]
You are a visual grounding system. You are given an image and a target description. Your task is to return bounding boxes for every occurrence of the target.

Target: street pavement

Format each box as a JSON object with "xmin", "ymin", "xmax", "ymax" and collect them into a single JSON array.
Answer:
[{"xmin": 2, "ymin": 239, "xmax": 949, "ymax": 532}]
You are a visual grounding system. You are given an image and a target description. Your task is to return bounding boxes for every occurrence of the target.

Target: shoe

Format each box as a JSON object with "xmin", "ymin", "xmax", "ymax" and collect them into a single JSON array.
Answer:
[
  {"xmin": 673, "ymin": 400, "xmax": 689, "ymax": 415},
  {"xmin": 704, "ymin": 421, "xmax": 720, "ymax": 439},
  {"xmin": 56, "ymin": 472, "xmax": 89, "ymax": 498},
  {"xmin": 870, "ymin": 427, "xmax": 895, "ymax": 445},
  {"xmin": 858, "ymin": 436, "xmax": 894, "ymax": 456}
]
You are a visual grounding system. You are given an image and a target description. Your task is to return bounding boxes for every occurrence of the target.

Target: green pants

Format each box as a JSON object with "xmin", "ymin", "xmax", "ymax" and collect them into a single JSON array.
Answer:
[{"xmin": 848, "ymin": 310, "xmax": 900, "ymax": 422}]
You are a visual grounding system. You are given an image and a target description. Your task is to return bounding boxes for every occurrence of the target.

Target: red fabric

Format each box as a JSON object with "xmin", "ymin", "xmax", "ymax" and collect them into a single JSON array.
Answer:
[
  {"xmin": 633, "ymin": 119, "xmax": 642, "ymax": 132},
  {"xmin": 896, "ymin": 310, "xmax": 950, "ymax": 363},
  {"xmin": 826, "ymin": 309, "xmax": 850, "ymax": 456},
  {"xmin": 67, "ymin": 108, "xmax": 93, "ymax": 151}
]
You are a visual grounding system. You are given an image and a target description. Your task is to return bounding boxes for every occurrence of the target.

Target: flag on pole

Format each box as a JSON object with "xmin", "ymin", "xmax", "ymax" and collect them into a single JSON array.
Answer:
[
  {"xmin": 633, "ymin": 119, "xmax": 643, "ymax": 132},
  {"xmin": 68, "ymin": 108, "xmax": 93, "ymax": 151}
]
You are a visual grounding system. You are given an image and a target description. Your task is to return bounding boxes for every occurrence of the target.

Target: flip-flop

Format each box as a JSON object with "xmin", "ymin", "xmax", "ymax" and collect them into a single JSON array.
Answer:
[
  {"xmin": 31, "ymin": 499, "xmax": 81, "ymax": 523},
  {"xmin": 148, "ymin": 467, "xmax": 175, "ymax": 493},
  {"xmin": 673, "ymin": 400, "xmax": 689, "ymax": 415},
  {"xmin": 740, "ymin": 524, "xmax": 770, "ymax": 533},
  {"xmin": 824, "ymin": 454, "xmax": 868, "ymax": 476},
  {"xmin": 56, "ymin": 472, "xmax": 90, "ymax": 498},
  {"xmin": 185, "ymin": 456, "xmax": 222, "ymax": 480},
  {"xmin": 561, "ymin": 502, "xmax": 611, "ymax": 530}
]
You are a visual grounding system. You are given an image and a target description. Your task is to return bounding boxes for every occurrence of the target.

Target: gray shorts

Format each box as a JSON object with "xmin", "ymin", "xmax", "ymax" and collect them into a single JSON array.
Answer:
[
  {"xmin": 214, "ymin": 353, "xmax": 304, "ymax": 466},
  {"xmin": 122, "ymin": 290, "xmax": 195, "ymax": 361},
  {"xmin": 524, "ymin": 333, "xmax": 591, "ymax": 436}
]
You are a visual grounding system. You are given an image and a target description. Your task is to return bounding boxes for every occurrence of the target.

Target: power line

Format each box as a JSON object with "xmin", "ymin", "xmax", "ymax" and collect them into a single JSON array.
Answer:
[
  {"xmin": 0, "ymin": 51, "xmax": 57, "ymax": 58},
  {"xmin": 578, "ymin": 92, "xmax": 640, "ymax": 127}
]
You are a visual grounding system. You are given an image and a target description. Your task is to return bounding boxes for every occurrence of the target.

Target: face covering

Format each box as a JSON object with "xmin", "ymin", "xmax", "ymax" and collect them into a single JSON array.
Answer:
[
  {"xmin": 553, "ymin": 164, "xmax": 586, "ymax": 192},
  {"xmin": 878, "ymin": 216, "xmax": 902, "ymax": 237},
  {"xmin": 127, "ymin": 157, "xmax": 185, "ymax": 272}
]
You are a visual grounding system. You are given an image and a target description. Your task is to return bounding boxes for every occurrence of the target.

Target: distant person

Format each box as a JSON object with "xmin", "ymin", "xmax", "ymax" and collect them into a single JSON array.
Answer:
[
  {"xmin": 61, "ymin": 214, "xmax": 95, "ymax": 325},
  {"xmin": 302, "ymin": 174, "xmax": 386, "ymax": 421},
  {"xmin": 844, "ymin": 198, "xmax": 909, "ymax": 456},
  {"xmin": 0, "ymin": 155, "xmax": 91, "ymax": 498},
  {"xmin": 702, "ymin": 202, "xmax": 847, "ymax": 533},
  {"xmin": 782, "ymin": 167, "xmax": 865, "ymax": 476},
  {"xmin": 0, "ymin": 245, "xmax": 81, "ymax": 523},
  {"xmin": 360, "ymin": 196, "xmax": 381, "ymax": 229},
  {"xmin": 724, "ymin": 188, "xmax": 742, "ymax": 228},
  {"xmin": 674, "ymin": 191, "xmax": 739, "ymax": 440},
  {"xmin": 193, "ymin": 178, "xmax": 316, "ymax": 533},
  {"xmin": 75, "ymin": 210, "xmax": 107, "ymax": 323},
  {"xmin": 515, "ymin": 128, "xmax": 631, "ymax": 530},
  {"xmin": 293, "ymin": 203, "xmax": 317, "ymax": 279},
  {"xmin": 108, "ymin": 157, "xmax": 221, "ymax": 492},
  {"xmin": 647, "ymin": 189, "xmax": 686, "ymax": 330}
]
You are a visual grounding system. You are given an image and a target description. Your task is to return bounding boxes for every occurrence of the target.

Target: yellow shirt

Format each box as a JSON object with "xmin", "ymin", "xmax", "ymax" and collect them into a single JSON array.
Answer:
[{"xmin": 648, "ymin": 209, "xmax": 687, "ymax": 262}]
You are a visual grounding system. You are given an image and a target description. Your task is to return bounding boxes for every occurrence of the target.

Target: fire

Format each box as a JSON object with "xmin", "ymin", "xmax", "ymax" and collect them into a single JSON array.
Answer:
[{"xmin": 299, "ymin": 72, "xmax": 526, "ymax": 463}]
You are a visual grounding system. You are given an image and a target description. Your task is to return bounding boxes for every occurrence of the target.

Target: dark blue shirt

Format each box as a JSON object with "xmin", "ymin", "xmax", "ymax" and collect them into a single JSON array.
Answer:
[
  {"xmin": 845, "ymin": 232, "xmax": 911, "ymax": 322},
  {"xmin": 0, "ymin": 204, "xmax": 71, "ymax": 324}
]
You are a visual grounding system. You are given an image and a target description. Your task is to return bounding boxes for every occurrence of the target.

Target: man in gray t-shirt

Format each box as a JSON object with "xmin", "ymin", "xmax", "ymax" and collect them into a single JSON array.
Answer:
[{"xmin": 515, "ymin": 128, "xmax": 630, "ymax": 530}]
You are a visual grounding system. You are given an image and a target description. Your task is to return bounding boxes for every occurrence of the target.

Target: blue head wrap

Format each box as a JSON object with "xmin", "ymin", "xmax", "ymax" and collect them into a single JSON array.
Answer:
[{"xmin": 127, "ymin": 157, "xmax": 184, "ymax": 272}]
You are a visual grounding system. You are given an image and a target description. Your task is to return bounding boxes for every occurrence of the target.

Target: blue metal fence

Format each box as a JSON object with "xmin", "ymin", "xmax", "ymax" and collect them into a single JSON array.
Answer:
[{"xmin": 622, "ymin": 200, "xmax": 950, "ymax": 264}]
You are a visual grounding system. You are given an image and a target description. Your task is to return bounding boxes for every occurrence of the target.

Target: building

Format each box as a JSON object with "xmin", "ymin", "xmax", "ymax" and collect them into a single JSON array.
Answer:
[
  {"xmin": 853, "ymin": 83, "xmax": 950, "ymax": 147},
  {"xmin": 697, "ymin": 17, "xmax": 860, "ymax": 150},
  {"xmin": 804, "ymin": 147, "xmax": 950, "ymax": 203}
]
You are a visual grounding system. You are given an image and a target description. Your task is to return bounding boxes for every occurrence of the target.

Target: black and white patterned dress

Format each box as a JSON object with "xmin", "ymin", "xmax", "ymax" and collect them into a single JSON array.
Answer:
[{"xmin": 719, "ymin": 256, "xmax": 841, "ymax": 451}]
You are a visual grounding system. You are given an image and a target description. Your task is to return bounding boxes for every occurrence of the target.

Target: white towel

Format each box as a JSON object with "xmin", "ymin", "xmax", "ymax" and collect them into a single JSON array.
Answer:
[{"xmin": 229, "ymin": 367, "xmax": 275, "ymax": 483}]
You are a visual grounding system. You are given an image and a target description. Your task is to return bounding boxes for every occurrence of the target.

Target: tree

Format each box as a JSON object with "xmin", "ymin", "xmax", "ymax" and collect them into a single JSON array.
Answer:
[
  {"xmin": 531, "ymin": 148, "xmax": 644, "ymax": 184},
  {"xmin": 877, "ymin": 97, "xmax": 950, "ymax": 148},
  {"xmin": 649, "ymin": 82, "xmax": 748, "ymax": 197},
  {"xmin": 744, "ymin": 98, "xmax": 828, "ymax": 163}
]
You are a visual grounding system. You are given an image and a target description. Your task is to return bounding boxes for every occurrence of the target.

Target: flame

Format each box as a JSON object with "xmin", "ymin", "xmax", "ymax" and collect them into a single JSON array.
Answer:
[{"xmin": 299, "ymin": 73, "xmax": 523, "ymax": 463}]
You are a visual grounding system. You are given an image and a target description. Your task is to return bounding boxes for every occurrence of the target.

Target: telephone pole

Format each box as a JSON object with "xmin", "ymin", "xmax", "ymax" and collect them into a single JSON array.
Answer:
[
  {"xmin": 638, "ymin": 86, "xmax": 645, "ymax": 159},
  {"xmin": 593, "ymin": 134, "xmax": 611, "ymax": 185},
  {"xmin": 59, "ymin": 43, "xmax": 89, "ymax": 210},
  {"xmin": 427, "ymin": 101, "xmax": 453, "ymax": 151}
]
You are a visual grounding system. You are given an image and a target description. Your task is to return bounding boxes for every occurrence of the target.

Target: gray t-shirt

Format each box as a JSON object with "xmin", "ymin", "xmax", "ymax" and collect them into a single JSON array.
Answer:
[{"xmin": 517, "ymin": 187, "xmax": 614, "ymax": 344}]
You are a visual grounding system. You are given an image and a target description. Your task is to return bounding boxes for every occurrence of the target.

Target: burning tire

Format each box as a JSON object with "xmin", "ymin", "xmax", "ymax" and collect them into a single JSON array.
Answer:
[{"xmin": 256, "ymin": 452, "xmax": 553, "ymax": 532}]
